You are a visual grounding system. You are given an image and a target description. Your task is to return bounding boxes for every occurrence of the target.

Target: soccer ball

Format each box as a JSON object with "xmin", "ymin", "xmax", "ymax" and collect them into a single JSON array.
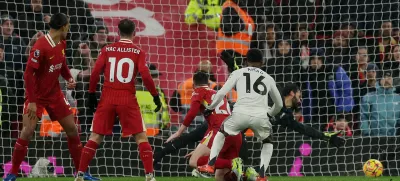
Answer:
[{"xmin": 363, "ymin": 159, "xmax": 383, "ymax": 177}]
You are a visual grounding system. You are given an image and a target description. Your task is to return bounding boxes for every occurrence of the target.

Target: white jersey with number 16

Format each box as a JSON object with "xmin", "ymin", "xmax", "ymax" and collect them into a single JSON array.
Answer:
[{"xmin": 208, "ymin": 67, "xmax": 282, "ymax": 119}]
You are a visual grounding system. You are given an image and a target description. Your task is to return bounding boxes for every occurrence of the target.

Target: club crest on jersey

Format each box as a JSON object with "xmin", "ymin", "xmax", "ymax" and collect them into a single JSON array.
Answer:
[{"xmin": 34, "ymin": 50, "xmax": 40, "ymax": 58}]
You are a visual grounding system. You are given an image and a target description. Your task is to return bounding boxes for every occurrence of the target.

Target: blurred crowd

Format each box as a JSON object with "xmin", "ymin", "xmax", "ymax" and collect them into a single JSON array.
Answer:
[{"xmin": 0, "ymin": 0, "xmax": 399, "ymax": 138}]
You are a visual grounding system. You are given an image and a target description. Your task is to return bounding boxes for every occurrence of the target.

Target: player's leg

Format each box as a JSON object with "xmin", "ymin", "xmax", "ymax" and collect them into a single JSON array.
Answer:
[
  {"xmin": 51, "ymin": 98, "xmax": 82, "ymax": 172},
  {"xmin": 154, "ymin": 121, "xmax": 208, "ymax": 165},
  {"xmin": 117, "ymin": 103, "xmax": 155, "ymax": 180},
  {"xmin": 75, "ymin": 102, "xmax": 115, "ymax": 181},
  {"xmin": 249, "ymin": 117, "xmax": 273, "ymax": 181},
  {"xmin": 208, "ymin": 113, "xmax": 247, "ymax": 166},
  {"xmin": 7, "ymin": 102, "xmax": 42, "ymax": 179},
  {"xmin": 189, "ymin": 140, "xmax": 211, "ymax": 167}
]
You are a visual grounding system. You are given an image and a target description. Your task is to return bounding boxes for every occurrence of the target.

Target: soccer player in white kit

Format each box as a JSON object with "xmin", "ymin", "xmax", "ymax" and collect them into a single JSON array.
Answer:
[{"xmin": 205, "ymin": 49, "xmax": 283, "ymax": 181}]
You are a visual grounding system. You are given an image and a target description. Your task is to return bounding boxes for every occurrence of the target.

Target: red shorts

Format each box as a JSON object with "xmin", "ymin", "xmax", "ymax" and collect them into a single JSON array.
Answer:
[
  {"xmin": 91, "ymin": 99, "xmax": 145, "ymax": 136},
  {"xmin": 201, "ymin": 128, "xmax": 242, "ymax": 159},
  {"xmin": 23, "ymin": 96, "xmax": 72, "ymax": 120}
]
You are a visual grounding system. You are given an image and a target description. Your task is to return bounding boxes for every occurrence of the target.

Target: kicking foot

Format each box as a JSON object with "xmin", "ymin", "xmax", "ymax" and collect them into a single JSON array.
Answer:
[
  {"xmin": 197, "ymin": 164, "xmax": 215, "ymax": 174},
  {"xmin": 192, "ymin": 168, "xmax": 212, "ymax": 178},
  {"xmin": 145, "ymin": 173, "xmax": 156, "ymax": 181},
  {"xmin": 245, "ymin": 167, "xmax": 259, "ymax": 181},
  {"xmin": 256, "ymin": 176, "xmax": 269, "ymax": 181},
  {"xmin": 231, "ymin": 157, "xmax": 244, "ymax": 181},
  {"xmin": 3, "ymin": 174, "xmax": 16, "ymax": 181}
]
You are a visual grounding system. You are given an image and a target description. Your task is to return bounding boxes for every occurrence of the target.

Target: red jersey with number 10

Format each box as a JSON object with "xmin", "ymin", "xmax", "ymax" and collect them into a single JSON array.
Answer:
[
  {"xmin": 182, "ymin": 87, "xmax": 231, "ymax": 129},
  {"xmin": 89, "ymin": 39, "xmax": 158, "ymax": 105}
]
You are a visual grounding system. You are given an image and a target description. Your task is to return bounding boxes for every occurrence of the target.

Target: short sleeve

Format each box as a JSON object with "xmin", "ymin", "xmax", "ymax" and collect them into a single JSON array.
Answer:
[{"xmin": 27, "ymin": 46, "xmax": 44, "ymax": 69}]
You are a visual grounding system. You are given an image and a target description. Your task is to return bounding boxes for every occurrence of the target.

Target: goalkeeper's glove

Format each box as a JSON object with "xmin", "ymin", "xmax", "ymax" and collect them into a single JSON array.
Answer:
[
  {"xmin": 323, "ymin": 131, "xmax": 345, "ymax": 148},
  {"xmin": 88, "ymin": 93, "xmax": 98, "ymax": 111},
  {"xmin": 220, "ymin": 51, "xmax": 240, "ymax": 71},
  {"xmin": 153, "ymin": 95, "xmax": 162, "ymax": 112}
]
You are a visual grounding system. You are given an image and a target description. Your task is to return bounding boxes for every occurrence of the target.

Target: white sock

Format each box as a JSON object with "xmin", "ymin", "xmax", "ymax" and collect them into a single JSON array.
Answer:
[
  {"xmin": 208, "ymin": 132, "xmax": 226, "ymax": 166},
  {"xmin": 259, "ymin": 143, "xmax": 273, "ymax": 177}
]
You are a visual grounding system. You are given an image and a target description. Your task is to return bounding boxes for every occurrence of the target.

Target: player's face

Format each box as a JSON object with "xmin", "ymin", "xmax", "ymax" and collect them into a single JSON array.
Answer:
[
  {"xmin": 1, "ymin": 21, "xmax": 14, "ymax": 36},
  {"xmin": 292, "ymin": 90, "xmax": 301, "ymax": 110},
  {"xmin": 61, "ymin": 23, "xmax": 70, "ymax": 40}
]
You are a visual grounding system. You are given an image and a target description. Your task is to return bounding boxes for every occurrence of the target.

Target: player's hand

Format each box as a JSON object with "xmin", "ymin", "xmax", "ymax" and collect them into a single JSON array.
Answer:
[
  {"xmin": 153, "ymin": 95, "xmax": 162, "ymax": 112},
  {"xmin": 79, "ymin": 43, "xmax": 91, "ymax": 56},
  {"xmin": 220, "ymin": 51, "xmax": 239, "ymax": 71},
  {"xmin": 32, "ymin": 31, "xmax": 44, "ymax": 42},
  {"xmin": 88, "ymin": 93, "xmax": 98, "ymax": 111},
  {"xmin": 166, "ymin": 132, "xmax": 180, "ymax": 143},
  {"xmin": 324, "ymin": 131, "xmax": 345, "ymax": 148},
  {"xmin": 203, "ymin": 108, "xmax": 213, "ymax": 117},
  {"xmin": 67, "ymin": 78, "xmax": 76, "ymax": 89},
  {"xmin": 27, "ymin": 102, "xmax": 38, "ymax": 121}
]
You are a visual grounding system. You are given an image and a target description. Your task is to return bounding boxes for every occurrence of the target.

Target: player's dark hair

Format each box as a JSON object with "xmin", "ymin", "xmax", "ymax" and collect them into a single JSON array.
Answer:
[
  {"xmin": 193, "ymin": 71, "xmax": 209, "ymax": 86},
  {"xmin": 282, "ymin": 83, "xmax": 299, "ymax": 97},
  {"xmin": 118, "ymin": 19, "xmax": 136, "ymax": 37},
  {"xmin": 247, "ymin": 49, "xmax": 263, "ymax": 63},
  {"xmin": 49, "ymin": 13, "xmax": 69, "ymax": 30}
]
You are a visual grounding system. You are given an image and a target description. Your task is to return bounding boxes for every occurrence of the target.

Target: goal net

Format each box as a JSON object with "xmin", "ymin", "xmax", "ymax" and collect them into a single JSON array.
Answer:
[{"xmin": 0, "ymin": 0, "xmax": 400, "ymax": 178}]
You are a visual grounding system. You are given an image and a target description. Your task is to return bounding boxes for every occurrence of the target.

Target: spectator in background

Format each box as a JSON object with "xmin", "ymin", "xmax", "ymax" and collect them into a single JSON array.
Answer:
[
  {"xmin": 264, "ymin": 37, "xmax": 301, "ymax": 86},
  {"xmin": 344, "ymin": 47, "xmax": 376, "ymax": 113},
  {"xmin": 361, "ymin": 71, "xmax": 400, "ymax": 136},
  {"xmin": 262, "ymin": 24, "xmax": 277, "ymax": 61},
  {"xmin": 16, "ymin": 0, "xmax": 50, "ymax": 45},
  {"xmin": 217, "ymin": 0, "xmax": 266, "ymax": 72},
  {"xmin": 136, "ymin": 64, "xmax": 170, "ymax": 136},
  {"xmin": 291, "ymin": 23, "xmax": 316, "ymax": 69},
  {"xmin": 383, "ymin": 44, "xmax": 400, "ymax": 86},
  {"xmin": 375, "ymin": 21, "xmax": 396, "ymax": 67},
  {"xmin": 326, "ymin": 116, "xmax": 353, "ymax": 136},
  {"xmin": 184, "ymin": 0, "xmax": 222, "ymax": 30},
  {"xmin": 0, "ymin": 15, "xmax": 26, "ymax": 71},
  {"xmin": 325, "ymin": 30, "xmax": 351, "ymax": 66},
  {"xmin": 301, "ymin": 48, "xmax": 354, "ymax": 130},
  {"xmin": 366, "ymin": 64, "xmax": 379, "ymax": 92},
  {"xmin": 72, "ymin": 21, "xmax": 109, "ymax": 78}
]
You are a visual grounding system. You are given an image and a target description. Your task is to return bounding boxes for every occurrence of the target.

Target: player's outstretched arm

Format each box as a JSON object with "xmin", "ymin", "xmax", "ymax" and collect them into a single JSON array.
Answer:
[
  {"xmin": 268, "ymin": 80, "xmax": 283, "ymax": 116},
  {"xmin": 166, "ymin": 95, "xmax": 202, "ymax": 142},
  {"xmin": 276, "ymin": 112, "xmax": 345, "ymax": 148}
]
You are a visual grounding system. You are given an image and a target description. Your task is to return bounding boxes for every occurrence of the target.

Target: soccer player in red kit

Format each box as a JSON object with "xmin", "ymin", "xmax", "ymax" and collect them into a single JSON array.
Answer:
[
  {"xmin": 3, "ymin": 13, "xmax": 95, "ymax": 181},
  {"xmin": 74, "ymin": 19, "xmax": 162, "ymax": 181},
  {"xmin": 166, "ymin": 71, "xmax": 243, "ymax": 181}
]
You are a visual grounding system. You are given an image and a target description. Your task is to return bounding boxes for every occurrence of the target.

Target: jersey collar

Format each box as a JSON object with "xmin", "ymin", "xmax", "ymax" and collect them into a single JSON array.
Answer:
[
  {"xmin": 45, "ymin": 34, "xmax": 56, "ymax": 48},
  {"xmin": 119, "ymin": 39, "xmax": 133, "ymax": 44}
]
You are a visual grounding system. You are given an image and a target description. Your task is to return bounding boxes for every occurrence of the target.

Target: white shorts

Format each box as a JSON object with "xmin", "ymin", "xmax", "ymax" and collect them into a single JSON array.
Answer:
[{"xmin": 222, "ymin": 112, "xmax": 272, "ymax": 141}]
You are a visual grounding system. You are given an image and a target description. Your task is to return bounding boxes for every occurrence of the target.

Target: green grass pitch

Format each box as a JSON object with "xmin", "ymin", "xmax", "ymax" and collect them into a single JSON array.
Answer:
[{"xmin": 17, "ymin": 177, "xmax": 398, "ymax": 181}]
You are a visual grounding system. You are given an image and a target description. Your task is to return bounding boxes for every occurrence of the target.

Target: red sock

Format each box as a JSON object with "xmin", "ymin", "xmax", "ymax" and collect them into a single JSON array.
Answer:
[
  {"xmin": 197, "ymin": 156, "xmax": 209, "ymax": 166},
  {"xmin": 78, "ymin": 140, "xmax": 98, "ymax": 173},
  {"xmin": 215, "ymin": 158, "xmax": 232, "ymax": 169},
  {"xmin": 138, "ymin": 142, "xmax": 154, "ymax": 174},
  {"xmin": 67, "ymin": 135, "xmax": 83, "ymax": 171},
  {"xmin": 11, "ymin": 138, "xmax": 29, "ymax": 175}
]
